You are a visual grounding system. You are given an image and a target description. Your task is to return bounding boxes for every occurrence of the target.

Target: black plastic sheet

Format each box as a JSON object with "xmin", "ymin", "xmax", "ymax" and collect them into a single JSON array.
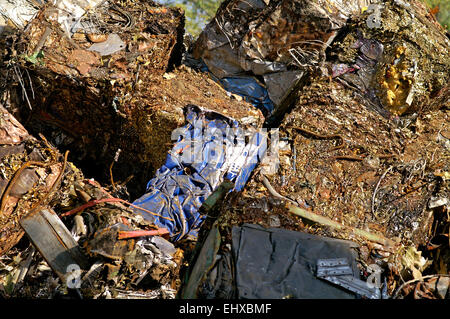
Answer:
[{"xmin": 232, "ymin": 224, "xmax": 360, "ymax": 299}]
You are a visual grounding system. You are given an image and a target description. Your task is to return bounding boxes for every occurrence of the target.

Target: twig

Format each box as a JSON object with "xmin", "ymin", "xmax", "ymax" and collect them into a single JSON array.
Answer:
[
  {"xmin": 287, "ymin": 203, "xmax": 396, "ymax": 247},
  {"xmin": 291, "ymin": 126, "xmax": 344, "ymax": 149},
  {"xmin": 25, "ymin": 69, "xmax": 35, "ymax": 100},
  {"xmin": 328, "ymin": 143, "xmax": 345, "ymax": 152},
  {"xmin": 292, "ymin": 125, "xmax": 356, "ymax": 159},
  {"xmin": 293, "ymin": 146, "xmax": 296, "ymax": 173},
  {"xmin": 13, "ymin": 66, "xmax": 32, "ymax": 110},
  {"xmin": 109, "ymin": 148, "xmax": 121, "ymax": 191},
  {"xmin": 42, "ymin": 151, "xmax": 69, "ymax": 206},
  {"xmin": 118, "ymin": 175, "xmax": 134, "ymax": 187},
  {"xmin": 372, "ymin": 166, "xmax": 393, "ymax": 218},
  {"xmin": 38, "ymin": 133, "xmax": 58, "ymax": 161},
  {"xmin": 262, "ymin": 158, "xmax": 395, "ymax": 247},
  {"xmin": 331, "ymin": 155, "xmax": 364, "ymax": 161},
  {"xmin": 109, "ymin": 162, "xmax": 116, "ymax": 190},
  {"xmin": 84, "ymin": 179, "xmax": 115, "ymax": 199},
  {"xmin": 261, "ymin": 174, "xmax": 394, "ymax": 247},
  {"xmin": 215, "ymin": 17, "xmax": 234, "ymax": 49},
  {"xmin": 61, "ymin": 198, "xmax": 122, "ymax": 216},
  {"xmin": 261, "ymin": 174, "xmax": 297, "ymax": 205}
]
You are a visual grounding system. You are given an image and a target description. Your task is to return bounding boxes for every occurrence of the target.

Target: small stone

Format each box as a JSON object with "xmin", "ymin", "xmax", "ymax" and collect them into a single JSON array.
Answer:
[{"xmin": 269, "ymin": 215, "xmax": 281, "ymax": 228}]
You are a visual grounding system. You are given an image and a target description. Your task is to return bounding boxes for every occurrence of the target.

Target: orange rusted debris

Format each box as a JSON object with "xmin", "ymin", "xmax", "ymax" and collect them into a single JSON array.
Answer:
[{"xmin": 118, "ymin": 228, "xmax": 170, "ymax": 240}]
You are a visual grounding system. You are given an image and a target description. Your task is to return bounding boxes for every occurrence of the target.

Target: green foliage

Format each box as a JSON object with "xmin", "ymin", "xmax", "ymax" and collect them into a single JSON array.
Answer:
[
  {"xmin": 423, "ymin": 0, "xmax": 450, "ymax": 30},
  {"xmin": 161, "ymin": 0, "xmax": 222, "ymax": 37},
  {"xmin": 22, "ymin": 51, "xmax": 45, "ymax": 65}
]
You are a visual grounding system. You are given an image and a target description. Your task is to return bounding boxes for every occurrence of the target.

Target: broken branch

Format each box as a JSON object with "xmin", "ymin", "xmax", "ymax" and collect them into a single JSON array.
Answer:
[{"xmin": 287, "ymin": 203, "xmax": 395, "ymax": 248}]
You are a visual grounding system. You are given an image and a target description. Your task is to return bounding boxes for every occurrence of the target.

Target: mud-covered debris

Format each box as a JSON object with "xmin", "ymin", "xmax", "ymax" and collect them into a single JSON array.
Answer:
[
  {"xmin": 209, "ymin": 78, "xmax": 448, "ymax": 297},
  {"xmin": 0, "ymin": 104, "xmax": 69, "ymax": 256},
  {"xmin": 1, "ymin": 0, "xmax": 184, "ymax": 198},
  {"xmin": 393, "ymin": 274, "xmax": 450, "ymax": 299},
  {"xmin": 1, "ymin": 0, "xmax": 265, "ymax": 199},
  {"xmin": 0, "ymin": 104, "xmax": 185, "ymax": 298},
  {"xmin": 193, "ymin": 0, "xmax": 366, "ymax": 119},
  {"xmin": 193, "ymin": 0, "xmax": 449, "ymax": 122},
  {"xmin": 190, "ymin": 0, "xmax": 449, "ymax": 299},
  {"xmin": 82, "ymin": 223, "xmax": 181, "ymax": 296},
  {"xmin": 327, "ymin": 0, "xmax": 450, "ymax": 117},
  {"xmin": 86, "ymin": 223, "xmax": 136, "ymax": 260}
]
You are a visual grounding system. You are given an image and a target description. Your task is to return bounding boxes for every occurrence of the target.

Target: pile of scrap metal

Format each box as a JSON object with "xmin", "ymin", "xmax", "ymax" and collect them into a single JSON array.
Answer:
[
  {"xmin": 183, "ymin": 0, "xmax": 449, "ymax": 299},
  {"xmin": 0, "ymin": 0, "xmax": 449, "ymax": 300},
  {"xmin": 193, "ymin": 0, "xmax": 449, "ymax": 122}
]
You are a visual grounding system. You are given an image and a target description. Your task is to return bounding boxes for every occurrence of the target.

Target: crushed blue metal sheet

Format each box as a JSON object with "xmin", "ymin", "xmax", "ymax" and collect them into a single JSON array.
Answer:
[
  {"xmin": 190, "ymin": 58, "xmax": 275, "ymax": 116},
  {"xmin": 219, "ymin": 77, "xmax": 274, "ymax": 116},
  {"xmin": 132, "ymin": 105, "xmax": 267, "ymax": 241}
]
